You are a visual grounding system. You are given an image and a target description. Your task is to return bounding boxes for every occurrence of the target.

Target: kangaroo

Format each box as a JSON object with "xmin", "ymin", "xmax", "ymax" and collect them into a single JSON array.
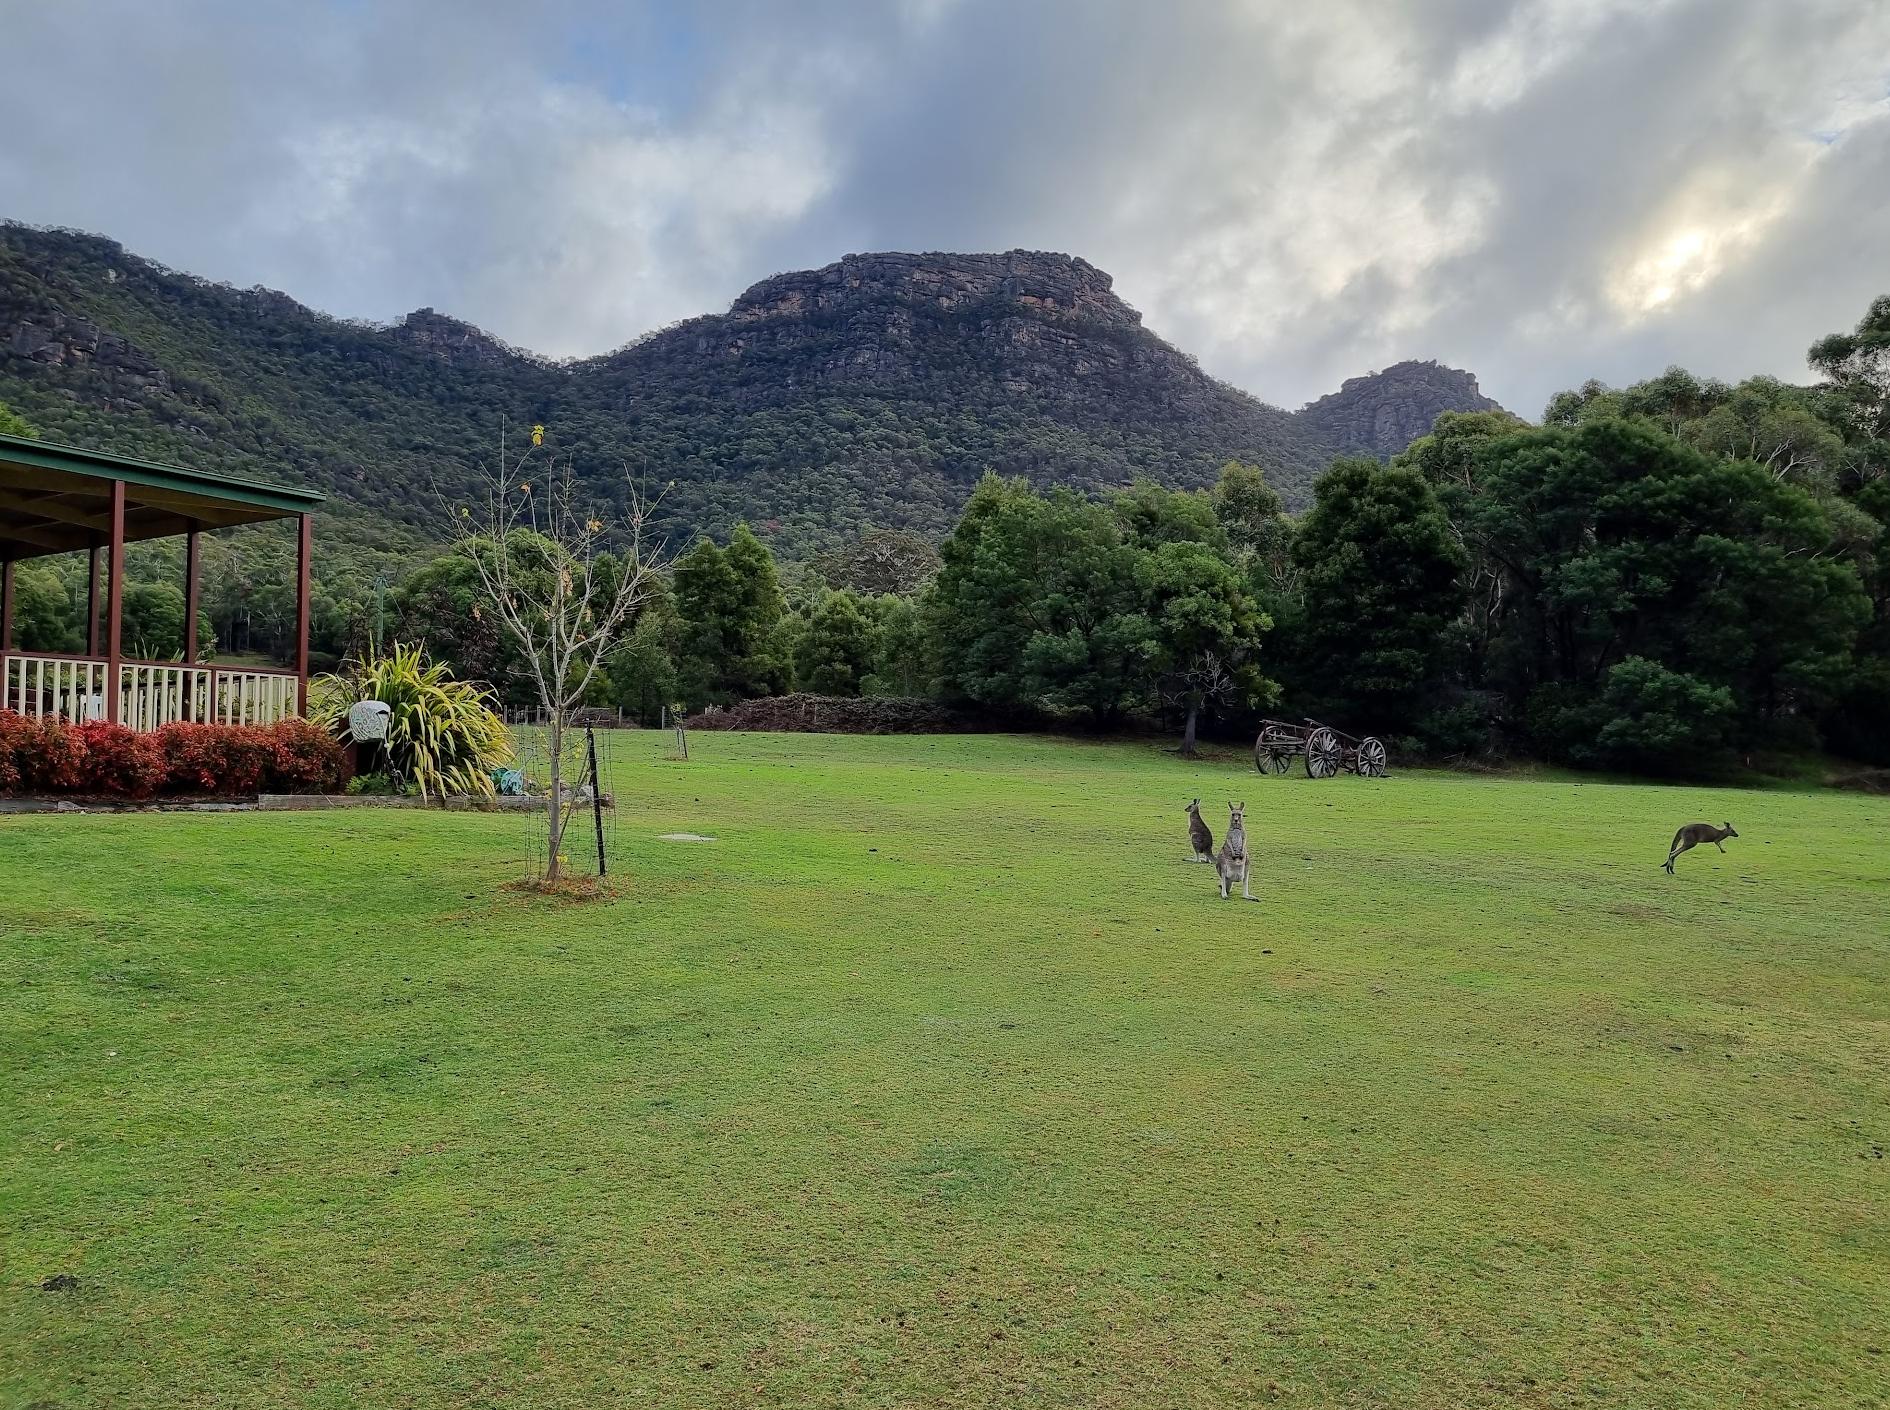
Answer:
[
  {"xmin": 1215, "ymin": 801, "xmax": 1256, "ymax": 901},
  {"xmin": 1664, "ymin": 821, "xmax": 1738, "ymax": 875},
  {"xmin": 1186, "ymin": 799, "xmax": 1215, "ymax": 862}
]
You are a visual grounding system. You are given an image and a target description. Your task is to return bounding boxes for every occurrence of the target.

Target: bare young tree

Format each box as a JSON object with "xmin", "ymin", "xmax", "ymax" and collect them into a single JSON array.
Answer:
[{"xmin": 449, "ymin": 423, "xmax": 665, "ymax": 883}]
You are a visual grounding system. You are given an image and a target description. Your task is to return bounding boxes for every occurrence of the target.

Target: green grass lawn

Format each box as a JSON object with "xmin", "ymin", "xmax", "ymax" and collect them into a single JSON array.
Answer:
[{"xmin": 3, "ymin": 732, "xmax": 1886, "ymax": 1408}]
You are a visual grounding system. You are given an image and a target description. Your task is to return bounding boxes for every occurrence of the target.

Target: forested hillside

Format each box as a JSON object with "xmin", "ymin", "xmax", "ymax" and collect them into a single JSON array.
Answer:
[{"xmin": 0, "ymin": 225, "xmax": 1497, "ymax": 572}]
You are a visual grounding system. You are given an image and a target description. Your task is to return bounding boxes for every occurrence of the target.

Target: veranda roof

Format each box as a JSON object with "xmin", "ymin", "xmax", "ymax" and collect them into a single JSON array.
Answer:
[{"xmin": 0, "ymin": 431, "xmax": 324, "ymax": 561}]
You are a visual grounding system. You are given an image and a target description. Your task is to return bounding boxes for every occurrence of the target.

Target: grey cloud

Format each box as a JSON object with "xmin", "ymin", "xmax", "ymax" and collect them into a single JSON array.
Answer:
[{"xmin": 2, "ymin": 0, "xmax": 1885, "ymax": 417}]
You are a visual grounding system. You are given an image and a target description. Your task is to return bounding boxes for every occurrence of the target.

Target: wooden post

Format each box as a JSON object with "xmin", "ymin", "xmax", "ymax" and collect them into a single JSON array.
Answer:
[
  {"xmin": 106, "ymin": 481, "xmax": 125, "ymax": 723},
  {"xmin": 0, "ymin": 558, "xmax": 11, "ymax": 712},
  {"xmin": 295, "ymin": 512, "xmax": 311, "ymax": 714},
  {"xmin": 184, "ymin": 524, "xmax": 201, "ymax": 664},
  {"xmin": 86, "ymin": 543, "xmax": 101, "ymax": 656},
  {"xmin": 587, "ymin": 725, "xmax": 606, "ymax": 877}
]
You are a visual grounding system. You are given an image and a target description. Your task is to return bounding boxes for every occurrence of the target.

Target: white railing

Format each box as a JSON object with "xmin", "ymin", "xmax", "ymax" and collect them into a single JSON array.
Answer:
[
  {"xmin": 3, "ymin": 655, "xmax": 107, "ymax": 722},
  {"xmin": 213, "ymin": 670, "xmax": 298, "ymax": 725},
  {"xmin": 1, "ymin": 653, "xmax": 299, "ymax": 730},
  {"xmin": 118, "ymin": 663, "xmax": 211, "ymax": 730}
]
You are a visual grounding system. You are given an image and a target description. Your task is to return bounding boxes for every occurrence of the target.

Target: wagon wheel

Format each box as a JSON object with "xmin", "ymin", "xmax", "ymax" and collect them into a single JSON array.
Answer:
[
  {"xmin": 1254, "ymin": 727, "xmax": 1295, "ymax": 775},
  {"xmin": 1356, "ymin": 736, "xmax": 1388, "ymax": 778},
  {"xmin": 1305, "ymin": 727, "xmax": 1342, "ymax": 779},
  {"xmin": 1252, "ymin": 742, "xmax": 1293, "ymax": 774}
]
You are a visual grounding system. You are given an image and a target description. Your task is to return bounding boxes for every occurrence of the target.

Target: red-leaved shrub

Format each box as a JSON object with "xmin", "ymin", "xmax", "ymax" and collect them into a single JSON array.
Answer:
[
  {"xmin": 0, "ymin": 709, "xmax": 32, "ymax": 793},
  {"xmin": 154, "ymin": 721, "xmax": 272, "ymax": 795},
  {"xmin": 72, "ymin": 721, "xmax": 166, "ymax": 798},
  {"xmin": 24, "ymin": 715, "xmax": 88, "ymax": 793},
  {"xmin": 0, "ymin": 710, "xmax": 344, "ymax": 799},
  {"xmin": 262, "ymin": 717, "xmax": 344, "ymax": 793}
]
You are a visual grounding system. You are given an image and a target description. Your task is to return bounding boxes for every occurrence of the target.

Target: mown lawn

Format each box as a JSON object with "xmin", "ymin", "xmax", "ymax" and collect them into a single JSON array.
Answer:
[{"xmin": 2, "ymin": 732, "xmax": 1886, "ymax": 1408}]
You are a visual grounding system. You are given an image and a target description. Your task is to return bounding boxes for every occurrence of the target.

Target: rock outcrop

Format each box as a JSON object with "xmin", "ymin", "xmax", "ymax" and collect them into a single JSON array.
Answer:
[
  {"xmin": 1296, "ymin": 359, "xmax": 1502, "ymax": 459},
  {"xmin": 730, "ymin": 250, "xmax": 1135, "ymax": 328},
  {"xmin": 387, "ymin": 307, "xmax": 526, "ymax": 370},
  {"xmin": 586, "ymin": 249, "xmax": 1298, "ymax": 449}
]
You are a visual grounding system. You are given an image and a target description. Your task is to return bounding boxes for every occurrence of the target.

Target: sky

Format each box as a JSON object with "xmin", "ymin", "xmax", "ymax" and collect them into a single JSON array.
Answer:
[{"xmin": 3, "ymin": 0, "xmax": 1887, "ymax": 416}]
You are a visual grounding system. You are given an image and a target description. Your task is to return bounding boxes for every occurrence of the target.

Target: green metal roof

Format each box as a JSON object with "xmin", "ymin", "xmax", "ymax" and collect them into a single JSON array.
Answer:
[
  {"xmin": 0, "ymin": 431, "xmax": 324, "ymax": 513},
  {"xmin": 0, "ymin": 431, "xmax": 323, "ymax": 561}
]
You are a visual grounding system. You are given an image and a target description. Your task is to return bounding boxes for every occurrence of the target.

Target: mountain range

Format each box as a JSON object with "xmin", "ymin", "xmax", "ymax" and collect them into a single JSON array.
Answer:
[{"xmin": 0, "ymin": 224, "xmax": 1503, "ymax": 566}]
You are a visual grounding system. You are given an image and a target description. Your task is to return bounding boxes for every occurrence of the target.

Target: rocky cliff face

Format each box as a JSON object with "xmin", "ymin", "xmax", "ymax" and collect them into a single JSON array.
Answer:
[
  {"xmin": 591, "ymin": 255, "xmax": 1507, "ymax": 463},
  {"xmin": 589, "ymin": 248, "xmax": 1255, "ymax": 430},
  {"xmin": 730, "ymin": 250, "xmax": 1134, "ymax": 327},
  {"xmin": 1295, "ymin": 359, "xmax": 1501, "ymax": 459},
  {"xmin": 4, "ymin": 304, "xmax": 171, "ymax": 407}
]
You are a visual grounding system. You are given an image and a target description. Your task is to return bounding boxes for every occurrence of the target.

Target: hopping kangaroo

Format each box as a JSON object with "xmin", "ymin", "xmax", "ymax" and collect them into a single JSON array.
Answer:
[
  {"xmin": 1215, "ymin": 801, "xmax": 1256, "ymax": 901},
  {"xmin": 1664, "ymin": 821, "xmax": 1738, "ymax": 874},
  {"xmin": 1186, "ymin": 799, "xmax": 1215, "ymax": 863}
]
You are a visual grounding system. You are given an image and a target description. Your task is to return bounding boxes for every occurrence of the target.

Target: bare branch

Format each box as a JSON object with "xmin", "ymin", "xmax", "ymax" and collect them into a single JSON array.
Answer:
[{"xmin": 441, "ymin": 421, "xmax": 671, "ymax": 881}]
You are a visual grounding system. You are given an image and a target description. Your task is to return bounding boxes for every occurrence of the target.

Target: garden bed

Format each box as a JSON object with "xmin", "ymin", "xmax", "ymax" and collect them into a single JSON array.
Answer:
[
  {"xmin": 0, "ymin": 792, "xmax": 611, "ymax": 814},
  {"xmin": 257, "ymin": 793, "xmax": 613, "ymax": 812}
]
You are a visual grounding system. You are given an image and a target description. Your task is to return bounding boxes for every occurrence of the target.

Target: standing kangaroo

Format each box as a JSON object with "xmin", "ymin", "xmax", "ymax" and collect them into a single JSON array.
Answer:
[
  {"xmin": 1215, "ymin": 801, "xmax": 1255, "ymax": 901},
  {"xmin": 1186, "ymin": 799, "xmax": 1215, "ymax": 863},
  {"xmin": 1664, "ymin": 821, "xmax": 1738, "ymax": 874}
]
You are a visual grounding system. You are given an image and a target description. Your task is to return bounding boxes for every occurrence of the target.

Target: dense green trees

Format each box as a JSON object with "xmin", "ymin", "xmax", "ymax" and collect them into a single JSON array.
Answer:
[
  {"xmin": 1394, "ymin": 398, "xmax": 1875, "ymax": 768},
  {"xmin": 606, "ymin": 585, "xmax": 684, "ymax": 724},
  {"xmin": 1808, "ymin": 294, "xmax": 1890, "ymax": 446},
  {"xmin": 8, "ymin": 564, "xmax": 78, "ymax": 652},
  {"xmin": 922, "ymin": 474, "xmax": 1274, "ymax": 738},
  {"xmin": 1290, "ymin": 459, "xmax": 1466, "ymax": 736},
  {"xmin": 862, "ymin": 594, "xmax": 931, "ymax": 698},
  {"xmin": 0, "ymin": 399, "xmax": 36, "ymax": 438},
  {"xmin": 1146, "ymin": 539, "xmax": 1271, "ymax": 754},
  {"xmin": 389, "ymin": 547, "xmax": 527, "ymax": 703},
  {"xmin": 672, "ymin": 524, "xmax": 792, "ymax": 707},
  {"xmin": 795, "ymin": 590, "xmax": 878, "ymax": 696},
  {"xmin": 930, "ymin": 478, "xmax": 1149, "ymax": 724}
]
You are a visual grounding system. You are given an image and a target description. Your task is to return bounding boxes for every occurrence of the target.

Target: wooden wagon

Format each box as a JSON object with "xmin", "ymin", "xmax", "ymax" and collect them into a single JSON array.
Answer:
[{"xmin": 1253, "ymin": 718, "xmax": 1389, "ymax": 779}]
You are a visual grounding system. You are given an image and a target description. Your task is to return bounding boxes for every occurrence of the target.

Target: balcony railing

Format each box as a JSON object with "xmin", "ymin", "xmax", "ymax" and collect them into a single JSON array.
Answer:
[{"xmin": 1, "ymin": 652, "xmax": 300, "ymax": 729}]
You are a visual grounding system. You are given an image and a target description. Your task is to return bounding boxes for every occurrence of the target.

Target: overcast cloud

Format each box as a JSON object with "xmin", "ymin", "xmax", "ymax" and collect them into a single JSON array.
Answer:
[{"xmin": 3, "ymin": 0, "xmax": 1886, "ymax": 414}]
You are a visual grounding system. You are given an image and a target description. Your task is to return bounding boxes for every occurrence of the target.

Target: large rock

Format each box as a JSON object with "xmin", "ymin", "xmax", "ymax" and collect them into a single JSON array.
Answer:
[
  {"xmin": 1296, "ymin": 359, "xmax": 1502, "ymax": 459},
  {"xmin": 387, "ymin": 307, "xmax": 527, "ymax": 370}
]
